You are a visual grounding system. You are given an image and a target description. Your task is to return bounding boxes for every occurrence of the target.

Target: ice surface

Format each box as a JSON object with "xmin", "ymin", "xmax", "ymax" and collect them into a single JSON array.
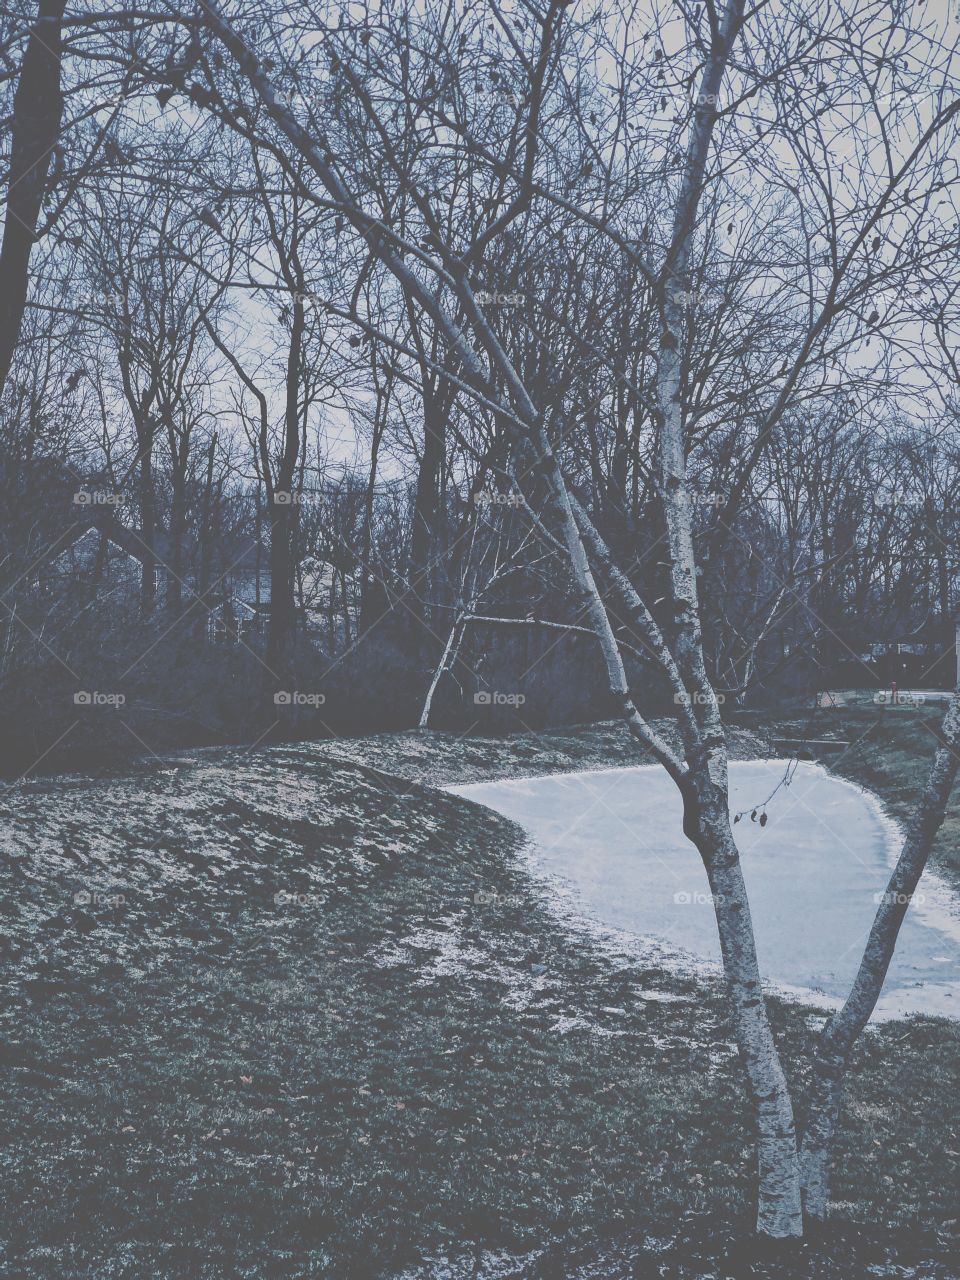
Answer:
[{"xmin": 449, "ymin": 761, "xmax": 960, "ymax": 1020}]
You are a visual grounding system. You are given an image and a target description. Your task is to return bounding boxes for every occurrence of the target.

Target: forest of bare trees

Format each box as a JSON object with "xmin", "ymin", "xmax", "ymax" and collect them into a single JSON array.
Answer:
[
  {"xmin": 4, "ymin": 0, "xmax": 960, "ymax": 763},
  {"xmin": 4, "ymin": 0, "xmax": 960, "ymax": 1251}
]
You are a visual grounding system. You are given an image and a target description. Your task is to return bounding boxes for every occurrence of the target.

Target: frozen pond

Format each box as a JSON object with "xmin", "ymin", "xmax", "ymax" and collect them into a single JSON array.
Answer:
[{"xmin": 450, "ymin": 761, "xmax": 960, "ymax": 1020}]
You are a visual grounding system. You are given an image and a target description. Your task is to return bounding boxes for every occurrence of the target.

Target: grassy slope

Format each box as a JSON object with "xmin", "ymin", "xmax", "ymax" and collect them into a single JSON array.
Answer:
[{"xmin": 1, "ymin": 722, "xmax": 958, "ymax": 1277}]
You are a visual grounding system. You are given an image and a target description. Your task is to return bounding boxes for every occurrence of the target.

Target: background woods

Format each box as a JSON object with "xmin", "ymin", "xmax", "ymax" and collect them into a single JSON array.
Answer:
[{"xmin": 2, "ymin": 0, "xmax": 960, "ymax": 772}]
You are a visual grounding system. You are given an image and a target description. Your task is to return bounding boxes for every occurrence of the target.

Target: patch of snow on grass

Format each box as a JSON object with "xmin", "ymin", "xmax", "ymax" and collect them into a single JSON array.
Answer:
[{"xmin": 448, "ymin": 762, "xmax": 960, "ymax": 1021}]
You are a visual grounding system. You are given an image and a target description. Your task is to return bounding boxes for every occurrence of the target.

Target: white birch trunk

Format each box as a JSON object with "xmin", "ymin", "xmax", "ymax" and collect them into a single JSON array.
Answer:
[
  {"xmin": 419, "ymin": 614, "xmax": 466, "ymax": 730},
  {"xmin": 649, "ymin": 0, "xmax": 803, "ymax": 1238}
]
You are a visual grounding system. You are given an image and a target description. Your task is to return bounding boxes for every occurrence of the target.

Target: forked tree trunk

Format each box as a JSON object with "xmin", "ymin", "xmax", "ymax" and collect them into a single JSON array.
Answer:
[
  {"xmin": 267, "ymin": 292, "xmax": 305, "ymax": 671},
  {"xmin": 571, "ymin": 495, "xmax": 803, "ymax": 1233},
  {"xmin": 800, "ymin": 689, "xmax": 960, "ymax": 1217}
]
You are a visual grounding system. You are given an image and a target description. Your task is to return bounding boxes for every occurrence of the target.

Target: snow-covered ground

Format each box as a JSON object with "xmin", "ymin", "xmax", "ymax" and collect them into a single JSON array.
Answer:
[{"xmin": 449, "ymin": 761, "xmax": 960, "ymax": 1021}]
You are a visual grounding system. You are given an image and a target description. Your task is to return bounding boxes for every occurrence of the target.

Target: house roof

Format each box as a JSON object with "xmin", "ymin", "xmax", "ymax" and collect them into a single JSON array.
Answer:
[
  {"xmin": 207, "ymin": 597, "xmax": 258, "ymax": 616},
  {"xmin": 50, "ymin": 527, "xmax": 144, "ymax": 575}
]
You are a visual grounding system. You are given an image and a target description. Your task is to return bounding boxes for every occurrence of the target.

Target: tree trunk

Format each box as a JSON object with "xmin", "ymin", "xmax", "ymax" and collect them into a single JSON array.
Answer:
[
  {"xmin": 410, "ymin": 387, "xmax": 444, "ymax": 620},
  {"xmin": 359, "ymin": 404, "xmax": 384, "ymax": 630},
  {"xmin": 266, "ymin": 294, "xmax": 304, "ymax": 669},
  {"xmin": 138, "ymin": 445, "xmax": 156, "ymax": 614},
  {"xmin": 166, "ymin": 461, "xmax": 187, "ymax": 613},
  {"xmin": 0, "ymin": 0, "xmax": 67, "ymax": 394},
  {"xmin": 199, "ymin": 435, "xmax": 217, "ymax": 600},
  {"xmin": 640, "ymin": 0, "xmax": 802, "ymax": 1235},
  {"xmin": 420, "ymin": 613, "xmax": 467, "ymax": 729},
  {"xmin": 267, "ymin": 500, "xmax": 296, "ymax": 671},
  {"xmin": 689, "ymin": 797, "xmax": 804, "ymax": 1236},
  {"xmin": 569, "ymin": 490, "xmax": 804, "ymax": 1231}
]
